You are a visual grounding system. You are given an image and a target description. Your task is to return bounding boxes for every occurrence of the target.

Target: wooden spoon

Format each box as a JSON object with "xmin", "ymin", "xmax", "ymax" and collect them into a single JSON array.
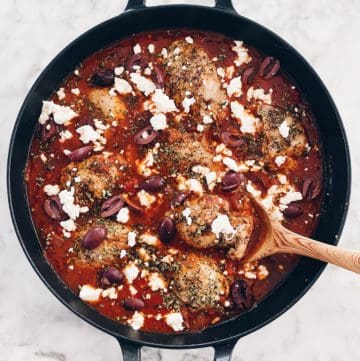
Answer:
[{"xmin": 245, "ymin": 199, "xmax": 360, "ymax": 273}]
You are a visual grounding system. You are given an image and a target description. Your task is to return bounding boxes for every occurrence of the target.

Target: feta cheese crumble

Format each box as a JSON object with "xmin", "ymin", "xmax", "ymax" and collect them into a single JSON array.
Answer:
[
  {"xmin": 151, "ymin": 89, "xmax": 178, "ymax": 113},
  {"xmin": 275, "ymin": 155, "xmax": 287, "ymax": 166},
  {"xmin": 247, "ymin": 87, "xmax": 272, "ymax": 104},
  {"xmin": 79, "ymin": 285, "xmax": 102, "ymax": 302},
  {"xmin": 232, "ymin": 40, "xmax": 252, "ymax": 66},
  {"xmin": 147, "ymin": 43, "xmax": 155, "ymax": 53},
  {"xmin": 43, "ymin": 184, "xmax": 60, "ymax": 196},
  {"xmin": 123, "ymin": 263, "xmax": 139, "ymax": 284},
  {"xmin": 227, "ymin": 76, "xmax": 242, "ymax": 97},
  {"xmin": 110, "ymin": 78, "xmax": 133, "ymax": 95},
  {"xmin": 56, "ymin": 88, "xmax": 65, "ymax": 100},
  {"xmin": 182, "ymin": 96, "xmax": 195, "ymax": 113},
  {"xmin": 38, "ymin": 101, "xmax": 78, "ymax": 125},
  {"xmin": 133, "ymin": 44, "xmax": 142, "ymax": 54},
  {"xmin": 150, "ymin": 113, "xmax": 167, "ymax": 130},
  {"xmin": 211, "ymin": 214, "xmax": 237, "ymax": 241},
  {"xmin": 185, "ymin": 36, "xmax": 194, "ymax": 44},
  {"xmin": 116, "ymin": 207, "xmax": 130, "ymax": 223},
  {"xmin": 130, "ymin": 73, "xmax": 156, "ymax": 96},
  {"xmin": 279, "ymin": 120, "xmax": 290, "ymax": 138},
  {"xmin": 76, "ymin": 125, "xmax": 101, "ymax": 144},
  {"xmin": 128, "ymin": 311, "xmax": 144, "ymax": 330},
  {"xmin": 182, "ymin": 207, "xmax": 192, "ymax": 225},
  {"xmin": 165, "ymin": 312, "xmax": 184, "ymax": 331},
  {"xmin": 127, "ymin": 231, "xmax": 137, "ymax": 247},
  {"xmin": 148, "ymin": 272, "xmax": 167, "ymax": 291},
  {"xmin": 231, "ymin": 101, "xmax": 257, "ymax": 135},
  {"xmin": 137, "ymin": 189, "xmax": 156, "ymax": 207}
]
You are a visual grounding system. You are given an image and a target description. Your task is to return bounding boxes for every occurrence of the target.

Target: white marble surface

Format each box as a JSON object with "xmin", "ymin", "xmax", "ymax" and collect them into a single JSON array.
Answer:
[{"xmin": 1, "ymin": 0, "xmax": 360, "ymax": 360}]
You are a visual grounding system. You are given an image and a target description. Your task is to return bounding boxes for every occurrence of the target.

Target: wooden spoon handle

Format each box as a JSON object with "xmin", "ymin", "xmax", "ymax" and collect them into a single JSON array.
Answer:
[{"xmin": 273, "ymin": 223, "xmax": 360, "ymax": 274}]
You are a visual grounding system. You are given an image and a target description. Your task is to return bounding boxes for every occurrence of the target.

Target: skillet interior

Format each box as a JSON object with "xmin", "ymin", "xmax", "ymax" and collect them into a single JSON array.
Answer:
[{"xmin": 7, "ymin": 3, "xmax": 350, "ymax": 349}]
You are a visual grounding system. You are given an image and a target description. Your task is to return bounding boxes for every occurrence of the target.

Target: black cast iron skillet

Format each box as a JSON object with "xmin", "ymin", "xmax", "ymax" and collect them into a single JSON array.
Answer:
[{"xmin": 7, "ymin": 0, "xmax": 351, "ymax": 360}]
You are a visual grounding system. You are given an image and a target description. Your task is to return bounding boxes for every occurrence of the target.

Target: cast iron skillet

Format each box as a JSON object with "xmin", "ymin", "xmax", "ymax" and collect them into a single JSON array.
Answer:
[{"xmin": 7, "ymin": 0, "xmax": 351, "ymax": 360}]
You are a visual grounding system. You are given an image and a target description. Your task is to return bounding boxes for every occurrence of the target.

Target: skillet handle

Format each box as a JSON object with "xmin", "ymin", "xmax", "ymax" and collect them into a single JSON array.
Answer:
[
  {"xmin": 213, "ymin": 339, "xmax": 238, "ymax": 361},
  {"xmin": 125, "ymin": 0, "xmax": 236, "ymax": 12},
  {"xmin": 125, "ymin": 0, "xmax": 145, "ymax": 11},
  {"xmin": 214, "ymin": 0, "xmax": 236, "ymax": 12},
  {"xmin": 119, "ymin": 341, "xmax": 142, "ymax": 361}
]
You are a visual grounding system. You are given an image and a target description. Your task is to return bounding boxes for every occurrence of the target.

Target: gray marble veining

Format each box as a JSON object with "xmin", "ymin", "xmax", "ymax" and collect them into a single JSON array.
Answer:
[{"xmin": 1, "ymin": 0, "xmax": 360, "ymax": 360}]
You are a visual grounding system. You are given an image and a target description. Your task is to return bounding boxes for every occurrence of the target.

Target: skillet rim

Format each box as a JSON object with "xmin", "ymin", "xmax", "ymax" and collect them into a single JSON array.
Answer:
[{"xmin": 7, "ymin": 3, "xmax": 351, "ymax": 349}]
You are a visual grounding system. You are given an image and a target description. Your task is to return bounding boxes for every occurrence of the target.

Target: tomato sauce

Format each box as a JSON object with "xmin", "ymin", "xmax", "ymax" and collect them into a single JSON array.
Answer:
[{"xmin": 25, "ymin": 30, "xmax": 322, "ymax": 333}]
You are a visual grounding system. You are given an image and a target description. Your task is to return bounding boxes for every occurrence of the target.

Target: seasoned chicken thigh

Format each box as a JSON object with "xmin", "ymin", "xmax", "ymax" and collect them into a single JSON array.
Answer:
[
  {"xmin": 72, "ymin": 220, "xmax": 130, "ymax": 265},
  {"xmin": 258, "ymin": 104, "xmax": 307, "ymax": 162},
  {"xmin": 174, "ymin": 253, "xmax": 229, "ymax": 310},
  {"xmin": 88, "ymin": 88, "xmax": 127, "ymax": 120},
  {"xmin": 175, "ymin": 194, "xmax": 254, "ymax": 260},
  {"xmin": 60, "ymin": 153, "xmax": 126, "ymax": 206},
  {"xmin": 165, "ymin": 41, "xmax": 227, "ymax": 119}
]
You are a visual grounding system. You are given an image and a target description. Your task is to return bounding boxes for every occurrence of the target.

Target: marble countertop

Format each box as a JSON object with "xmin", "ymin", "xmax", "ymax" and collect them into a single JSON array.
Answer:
[{"xmin": 1, "ymin": 0, "xmax": 360, "ymax": 360}]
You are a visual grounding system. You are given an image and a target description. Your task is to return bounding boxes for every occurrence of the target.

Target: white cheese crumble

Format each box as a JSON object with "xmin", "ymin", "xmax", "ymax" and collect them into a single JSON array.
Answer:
[
  {"xmin": 182, "ymin": 96, "xmax": 195, "ymax": 113},
  {"xmin": 128, "ymin": 311, "xmax": 144, "ymax": 330},
  {"xmin": 247, "ymin": 87, "xmax": 272, "ymax": 104},
  {"xmin": 59, "ymin": 130, "xmax": 73, "ymax": 143},
  {"xmin": 101, "ymin": 287, "xmax": 118, "ymax": 300},
  {"xmin": 202, "ymin": 115, "xmax": 213, "ymax": 124},
  {"xmin": 217, "ymin": 67, "xmax": 225, "ymax": 78},
  {"xmin": 279, "ymin": 120, "xmax": 290, "ymax": 138},
  {"xmin": 197, "ymin": 124, "xmax": 204, "ymax": 132},
  {"xmin": 150, "ymin": 113, "xmax": 167, "ymax": 130},
  {"xmin": 230, "ymin": 101, "xmax": 257, "ymax": 135},
  {"xmin": 79, "ymin": 285, "xmax": 102, "ymax": 302},
  {"xmin": 56, "ymin": 88, "xmax": 65, "ymax": 100},
  {"xmin": 137, "ymin": 189, "xmax": 156, "ymax": 207},
  {"xmin": 232, "ymin": 40, "xmax": 252, "ymax": 66},
  {"xmin": 116, "ymin": 207, "xmax": 130, "ymax": 223},
  {"xmin": 165, "ymin": 312, "xmax": 184, "ymax": 331},
  {"xmin": 58, "ymin": 187, "xmax": 81, "ymax": 220},
  {"xmin": 38, "ymin": 101, "xmax": 78, "ymax": 125},
  {"xmin": 127, "ymin": 231, "xmax": 137, "ymax": 247},
  {"xmin": 147, "ymin": 43, "xmax": 155, "ymax": 53},
  {"xmin": 280, "ymin": 191, "xmax": 303, "ymax": 208},
  {"xmin": 211, "ymin": 214, "xmax": 237, "ymax": 241},
  {"xmin": 182, "ymin": 207, "xmax": 192, "ymax": 225},
  {"xmin": 123, "ymin": 263, "xmax": 139, "ymax": 284},
  {"xmin": 151, "ymin": 89, "xmax": 178, "ymax": 113},
  {"xmin": 275, "ymin": 155, "xmax": 287, "ymax": 166},
  {"xmin": 140, "ymin": 234, "xmax": 159, "ymax": 246},
  {"xmin": 186, "ymin": 178, "xmax": 203, "ymax": 196},
  {"xmin": 130, "ymin": 73, "xmax": 156, "ymax": 96},
  {"xmin": 120, "ymin": 249, "xmax": 127, "ymax": 259},
  {"xmin": 185, "ymin": 36, "xmax": 194, "ymax": 44},
  {"xmin": 205, "ymin": 171, "xmax": 217, "ymax": 191},
  {"xmin": 227, "ymin": 76, "xmax": 242, "ymax": 97},
  {"xmin": 76, "ymin": 125, "xmax": 101, "ymax": 144},
  {"xmin": 161, "ymin": 48, "xmax": 168, "ymax": 58},
  {"xmin": 133, "ymin": 44, "xmax": 142, "ymax": 54},
  {"xmin": 114, "ymin": 66, "xmax": 124, "ymax": 76},
  {"xmin": 71, "ymin": 88, "xmax": 80, "ymax": 96},
  {"xmin": 43, "ymin": 184, "xmax": 59, "ymax": 196},
  {"xmin": 148, "ymin": 272, "xmax": 167, "ymax": 291},
  {"xmin": 60, "ymin": 219, "xmax": 76, "ymax": 232},
  {"xmin": 110, "ymin": 78, "xmax": 133, "ymax": 95}
]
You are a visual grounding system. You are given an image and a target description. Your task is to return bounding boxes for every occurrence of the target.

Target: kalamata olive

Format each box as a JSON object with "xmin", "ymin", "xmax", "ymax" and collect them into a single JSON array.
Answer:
[
  {"xmin": 101, "ymin": 195, "xmax": 125, "ymax": 218},
  {"xmin": 302, "ymin": 178, "xmax": 321, "ymax": 200},
  {"xmin": 44, "ymin": 196, "xmax": 65, "ymax": 220},
  {"xmin": 101, "ymin": 268, "xmax": 123, "ymax": 287},
  {"xmin": 242, "ymin": 66, "xmax": 256, "ymax": 86},
  {"xmin": 152, "ymin": 64, "xmax": 165, "ymax": 88},
  {"xmin": 125, "ymin": 54, "xmax": 148, "ymax": 71},
  {"xmin": 90, "ymin": 69, "xmax": 115, "ymax": 86},
  {"xmin": 41, "ymin": 119, "xmax": 57, "ymax": 142},
  {"xmin": 222, "ymin": 171, "xmax": 245, "ymax": 192},
  {"xmin": 123, "ymin": 298, "xmax": 145, "ymax": 311},
  {"xmin": 76, "ymin": 116, "xmax": 95, "ymax": 128},
  {"xmin": 139, "ymin": 176, "xmax": 165, "ymax": 193},
  {"xmin": 172, "ymin": 192, "xmax": 188, "ymax": 207},
  {"xmin": 134, "ymin": 126, "xmax": 158, "ymax": 145},
  {"xmin": 220, "ymin": 131, "xmax": 245, "ymax": 147},
  {"xmin": 82, "ymin": 226, "xmax": 107, "ymax": 250},
  {"xmin": 159, "ymin": 217, "xmax": 176, "ymax": 243},
  {"xmin": 66, "ymin": 145, "xmax": 93, "ymax": 162},
  {"xmin": 259, "ymin": 57, "xmax": 280, "ymax": 80},
  {"xmin": 283, "ymin": 204, "xmax": 304, "ymax": 218},
  {"xmin": 231, "ymin": 279, "xmax": 254, "ymax": 311}
]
